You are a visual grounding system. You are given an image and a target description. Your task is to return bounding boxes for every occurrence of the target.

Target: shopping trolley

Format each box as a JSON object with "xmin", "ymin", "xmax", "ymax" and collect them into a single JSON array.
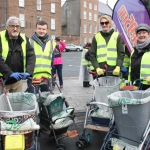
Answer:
[
  {"xmin": 100, "ymin": 79, "xmax": 150, "ymax": 150},
  {"xmin": 0, "ymin": 77, "xmax": 40, "ymax": 150},
  {"xmin": 76, "ymin": 71, "xmax": 122, "ymax": 150}
]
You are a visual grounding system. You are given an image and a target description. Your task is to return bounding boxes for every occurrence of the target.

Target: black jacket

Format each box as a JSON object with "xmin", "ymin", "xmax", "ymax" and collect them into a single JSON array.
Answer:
[
  {"xmin": 0, "ymin": 30, "xmax": 35, "ymax": 82},
  {"xmin": 131, "ymin": 44, "xmax": 150, "ymax": 90},
  {"xmin": 90, "ymin": 29, "xmax": 125, "ymax": 75}
]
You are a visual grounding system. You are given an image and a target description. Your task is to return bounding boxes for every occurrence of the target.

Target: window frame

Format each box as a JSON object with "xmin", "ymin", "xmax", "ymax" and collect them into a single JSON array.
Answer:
[
  {"xmin": 37, "ymin": 0, "xmax": 41, "ymax": 11},
  {"xmin": 51, "ymin": 3, "xmax": 55, "ymax": 13},
  {"xmin": 19, "ymin": 0, "xmax": 24, "ymax": 7},
  {"xmin": 19, "ymin": 14, "xmax": 25, "ymax": 27},
  {"xmin": 51, "ymin": 18, "xmax": 55, "ymax": 30}
]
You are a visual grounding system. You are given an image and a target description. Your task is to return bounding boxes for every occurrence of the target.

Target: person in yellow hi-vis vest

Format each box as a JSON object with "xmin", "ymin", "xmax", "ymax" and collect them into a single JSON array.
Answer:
[
  {"xmin": 128, "ymin": 23, "xmax": 150, "ymax": 90},
  {"xmin": 0, "ymin": 16, "xmax": 35, "ymax": 93},
  {"xmin": 28, "ymin": 21, "xmax": 56, "ymax": 93},
  {"xmin": 90, "ymin": 15, "xmax": 125, "ymax": 76},
  {"xmin": 79, "ymin": 43, "xmax": 93, "ymax": 87}
]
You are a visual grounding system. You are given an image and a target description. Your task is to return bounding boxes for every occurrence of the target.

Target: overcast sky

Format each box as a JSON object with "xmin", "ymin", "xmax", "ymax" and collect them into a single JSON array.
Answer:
[
  {"xmin": 99, "ymin": 0, "xmax": 117, "ymax": 9},
  {"xmin": 61, "ymin": 0, "xmax": 118, "ymax": 9}
]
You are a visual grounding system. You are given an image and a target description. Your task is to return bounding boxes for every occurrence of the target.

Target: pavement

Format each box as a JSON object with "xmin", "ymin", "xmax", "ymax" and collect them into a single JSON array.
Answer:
[{"xmin": 22, "ymin": 77, "xmax": 94, "ymax": 113}]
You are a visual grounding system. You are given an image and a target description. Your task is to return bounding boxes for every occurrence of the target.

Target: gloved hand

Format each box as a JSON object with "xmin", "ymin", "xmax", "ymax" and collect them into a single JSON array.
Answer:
[
  {"xmin": 121, "ymin": 65, "xmax": 127, "ymax": 73},
  {"xmin": 146, "ymin": 76, "xmax": 150, "ymax": 84},
  {"xmin": 20, "ymin": 72, "xmax": 30, "ymax": 80},
  {"xmin": 10, "ymin": 72, "xmax": 22, "ymax": 80},
  {"xmin": 96, "ymin": 68, "xmax": 104, "ymax": 76},
  {"xmin": 113, "ymin": 66, "xmax": 120, "ymax": 76}
]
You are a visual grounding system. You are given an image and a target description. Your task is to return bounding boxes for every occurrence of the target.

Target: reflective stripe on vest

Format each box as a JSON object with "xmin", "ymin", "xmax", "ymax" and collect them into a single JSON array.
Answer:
[
  {"xmin": 30, "ymin": 39, "xmax": 54, "ymax": 79},
  {"xmin": 82, "ymin": 49, "xmax": 89, "ymax": 65},
  {"xmin": 82, "ymin": 48, "xmax": 94, "ymax": 70},
  {"xmin": 123, "ymin": 54, "xmax": 130, "ymax": 68},
  {"xmin": 0, "ymin": 30, "xmax": 26, "ymax": 76},
  {"xmin": 128, "ymin": 50, "xmax": 150, "ymax": 84},
  {"xmin": 95, "ymin": 32, "xmax": 118, "ymax": 66}
]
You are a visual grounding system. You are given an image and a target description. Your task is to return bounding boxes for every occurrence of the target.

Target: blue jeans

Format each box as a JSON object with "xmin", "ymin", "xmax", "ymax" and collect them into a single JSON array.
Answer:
[
  {"xmin": 27, "ymin": 78, "xmax": 50, "ymax": 94},
  {"xmin": 52, "ymin": 64, "xmax": 63, "ymax": 86}
]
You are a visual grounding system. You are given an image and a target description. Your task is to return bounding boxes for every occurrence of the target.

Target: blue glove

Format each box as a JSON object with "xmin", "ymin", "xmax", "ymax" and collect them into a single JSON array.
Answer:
[
  {"xmin": 121, "ymin": 66, "xmax": 127, "ymax": 73},
  {"xmin": 20, "ymin": 72, "xmax": 30, "ymax": 80},
  {"xmin": 10, "ymin": 72, "xmax": 22, "ymax": 80}
]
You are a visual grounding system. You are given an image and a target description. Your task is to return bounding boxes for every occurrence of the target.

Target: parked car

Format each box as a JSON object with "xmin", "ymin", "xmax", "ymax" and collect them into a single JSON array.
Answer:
[
  {"xmin": 64, "ymin": 44, "xmax": 83, "ymax": 52},
  {"xmin": 78, "ymin": 44, "xmax": 86, "ymax": 48}
]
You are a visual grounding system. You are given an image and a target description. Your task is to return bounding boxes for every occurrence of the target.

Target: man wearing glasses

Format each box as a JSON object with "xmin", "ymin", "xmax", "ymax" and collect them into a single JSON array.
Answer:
[
  {"xmin": 90, "ymin": 15, "xmax": 124, "ymax": 76},
  {"xmin": 0, "ymin": 16, "xmax": 35, "ymax": 92}
]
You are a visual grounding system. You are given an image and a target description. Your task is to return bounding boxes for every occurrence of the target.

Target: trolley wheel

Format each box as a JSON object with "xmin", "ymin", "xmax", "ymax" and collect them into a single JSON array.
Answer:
[
  {"xmin": 57, "ymin": 144, "xmax": 66, "ymax": 150},
  {"xmin": 79, "ymin": 137, "xmax": 89, "ymax": 148},
  {"xmin": 76, "ymin": 140, "xmax": 84, "ymax": 150}
]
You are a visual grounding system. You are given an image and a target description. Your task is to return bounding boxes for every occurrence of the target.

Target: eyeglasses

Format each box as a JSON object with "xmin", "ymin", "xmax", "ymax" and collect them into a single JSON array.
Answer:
[
  {"xmin": 100, "ymin": 21, "xmax": 109, "ymax": 25},
  {"xmin": 9, "ymin": 25, "xmax": 20, "ymax": 29}
]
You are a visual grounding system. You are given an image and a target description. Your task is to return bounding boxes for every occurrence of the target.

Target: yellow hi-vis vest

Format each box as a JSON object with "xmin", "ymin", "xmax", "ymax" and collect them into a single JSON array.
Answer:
[
  {"xmin": 0, "ymin": 30, "xmax": 26, "ymax": 76},
  {"xmin": 123, "ymin": 54, "xmax": 130, "ymax": 68},
  {"xmin": 30, "ymin": 39, "xmax": 55, "ymax": 79},
  {"xmin": 95, "ymin": 32, "xmax": 118, "ymax": 66},
  {"xmin": 82, "ymin": 48, "xmax": 94, "ymax": 70},
  {"xmin": 128, "ymin": 50, "xmax": 150, "ymax": 85}
]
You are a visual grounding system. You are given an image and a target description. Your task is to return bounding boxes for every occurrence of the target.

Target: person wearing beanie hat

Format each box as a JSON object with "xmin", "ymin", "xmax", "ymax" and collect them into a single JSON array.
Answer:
[
  {"xmin": 128, "ymin": 23, "xmax": 150, "ymax": 90},
  {"xmin": 135, "ymin": 23, "xmax": 150, "ymax": 34}
]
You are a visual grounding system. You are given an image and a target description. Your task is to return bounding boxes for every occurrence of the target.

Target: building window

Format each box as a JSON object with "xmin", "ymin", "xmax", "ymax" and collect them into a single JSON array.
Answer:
[
  {"xmin": 51, "ymin": 3, "xmax": 55, "ymax": 13},
  {"xmin": 94, "ymin": 25, "xmax": 97, "ymax": 34},
  {"xmin": 94, "ymin": 5, "xmax": 97, "ymax": 10},
  {"xmin": 89, "ymin": 38, "xmax": 92, "ymax": 43},
  {"xmin": 84, "ymin": 1, "xmax": 86, "ymax": 8},
  {"xmin": 51, "ymin": 18, "xmax": 55, "ymax": 30},
  {"xmin": 19, "ymin": 14, "xmax": 25, "ymax": 27},
  {"xmin": 19, "ymin": 0, "xmax": 24, "ymax": 7},
  {"xmin": 51, "ymin": 35, "xmax": 55, "ymax": 40},
  {"xmin": 37, "ymin": 16, "xmax": 42, "ymax": 21},
  {"xmin": 84, "ymin": 11, "xmax": 86, "ymax": 19},
  {"xmin": 89, "ymin": 3, "xmax": 92, "ymax": 9},
  {"xmin": 89, "ymin": 12, "xmax": 92, "ymax": 20},
  {"xmin": 37, "ymin": 0, "xmax": 41, "ymax": 10},
  {"xmin": 84, "ymin": 37, "xmax": 86, "ymax": 44},
  {"xmin": 84, "ymin": 24, "xmax": 86, "ymax": 33},
  {"xmin": 94, "ymin": 14, "xmax": 97, "ymax": 21},
  {"xmin": 89, "ymin": 24, "xmax": 92, "ymax": 33}
]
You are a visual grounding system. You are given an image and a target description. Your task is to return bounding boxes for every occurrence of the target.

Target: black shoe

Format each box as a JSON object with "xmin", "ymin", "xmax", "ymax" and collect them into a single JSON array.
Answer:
[
  {"xmin": 83, "ymin": 85, "xmax": 91, "ymax": 87},
  {"xmin": 88, "ymin": 84, "xmax": 92, "ymax": 86}
]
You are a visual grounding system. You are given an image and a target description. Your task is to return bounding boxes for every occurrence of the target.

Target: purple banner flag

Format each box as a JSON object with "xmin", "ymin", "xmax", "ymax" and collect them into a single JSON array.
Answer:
[{"xmin": 112, "ymin": 0, "xmax": 150, "ymax": 52}]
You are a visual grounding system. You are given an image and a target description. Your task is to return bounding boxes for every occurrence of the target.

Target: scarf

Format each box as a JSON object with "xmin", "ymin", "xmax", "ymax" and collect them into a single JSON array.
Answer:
[
  {"xmin": 136, "ymin": 37, "xmax": 150, "ymax": 53},
  {"xmin": 32, "ymin": 33, "xmax": 50, "ymax": 47}
]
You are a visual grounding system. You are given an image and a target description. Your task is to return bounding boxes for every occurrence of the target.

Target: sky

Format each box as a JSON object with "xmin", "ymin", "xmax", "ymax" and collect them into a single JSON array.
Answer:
[
  {"xmin": 99, "ymin": 0, "xmax": 117, "ymax": 9},
  {"xmin": 61, "ymin": 0, "xmax": 118, "ymax": 9}
]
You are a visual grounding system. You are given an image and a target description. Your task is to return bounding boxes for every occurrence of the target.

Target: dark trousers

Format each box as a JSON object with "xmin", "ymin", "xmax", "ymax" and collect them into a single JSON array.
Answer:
[
  {"xmin": 52, "ymin": 64, "xmax": 63, "ymax": 86},
  {"xmin": 27, "ymin": 78, "xmax": 50, "ymax": 94}
]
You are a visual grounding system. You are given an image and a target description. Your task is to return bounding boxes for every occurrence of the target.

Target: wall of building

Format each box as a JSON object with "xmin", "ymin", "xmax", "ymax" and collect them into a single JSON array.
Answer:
[
  {"xmin": 61, "ymin": 35, "xmax": 80, "ymax": 45},
  {"xmin": 0, "ymin": 0, "xmax": 62, "ymax": 38},
  {"xmin": 62, "ymin": 0, "xmax": 80, "ymax": 36}
]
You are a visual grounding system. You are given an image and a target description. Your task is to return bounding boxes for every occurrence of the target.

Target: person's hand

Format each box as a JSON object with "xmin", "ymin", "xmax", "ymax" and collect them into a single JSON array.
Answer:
[
  {"xmin": 96, "ymin": 68, "xmax": 104, "ymax": 76},
  {"xmin": 146, "ymin": 76, "xmax": 150, "ymax": 84},
  {"xmin": 20, "ymin": 72, "xmax": 30, "ymax": 80},
  {"xmin": 121, "ymin": 65, "xmax": 127, "ymax": 73},
  {"xmin": 10, "ymin": 72, "xmax": 22, "ymax": 80},
  {"xmin": 113, "ymin": 66, "xmax": 120, "ymax": 76}
]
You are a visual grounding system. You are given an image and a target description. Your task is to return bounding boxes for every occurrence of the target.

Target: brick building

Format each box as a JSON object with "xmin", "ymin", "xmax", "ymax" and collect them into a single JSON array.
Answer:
[
  {"xmin": 0, "ymin": 0, "xmax": 62, "ymax": 39},
  {"xmin": 61, "ymin": 0, "xmax": 99, "ymax": 45}
]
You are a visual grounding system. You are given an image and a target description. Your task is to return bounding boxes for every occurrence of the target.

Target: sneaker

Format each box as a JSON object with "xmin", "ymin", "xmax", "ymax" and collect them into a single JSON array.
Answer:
[{"xmin": 60, "ymin": 85, "xmax": 63, "ymax": 89}]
